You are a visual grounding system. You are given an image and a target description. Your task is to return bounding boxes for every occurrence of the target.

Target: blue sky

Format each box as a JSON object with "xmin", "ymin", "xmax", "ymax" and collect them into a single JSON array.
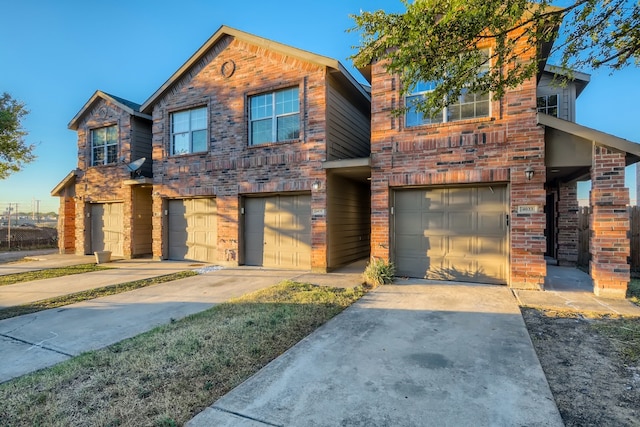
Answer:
[{"xmin": 1, "ymin": 0, "xmax": 638, "ymax": 214}]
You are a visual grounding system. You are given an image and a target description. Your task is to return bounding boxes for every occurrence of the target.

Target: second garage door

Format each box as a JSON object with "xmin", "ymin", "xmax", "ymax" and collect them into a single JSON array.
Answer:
[
  {"xmin": 244, "ymin": 195, "xmax": 311, "ymax": 269},
  {"xmin": 168, "ymin": 198, "xmax": 217, "ymax": 263},
  {"xmin": 394, "ymin": 186, "xmax": 508, "ymax": 284},
  {"xmin": 91, "ymin": 203, "xmax": 123, "ymax": 256}
]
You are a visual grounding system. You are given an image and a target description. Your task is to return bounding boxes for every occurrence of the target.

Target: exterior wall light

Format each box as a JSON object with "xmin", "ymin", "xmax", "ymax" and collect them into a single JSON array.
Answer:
[
  {"xmin": 311, "ymin": 180, "xmax": 321, "ymax": 191},
  {"xmin": 524, "ymin": 166, "xmax": 534, "ymax": 181}
]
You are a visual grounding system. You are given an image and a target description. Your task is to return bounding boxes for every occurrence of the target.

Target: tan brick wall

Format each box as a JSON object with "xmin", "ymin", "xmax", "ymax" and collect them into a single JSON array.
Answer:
[
  {"xmin": 590, "ymin": 146, "xmax": 630, "ymax": 298},
  {"xmin": 369, "ymin": 35, "xmax": 547, "ymax": 289},
  {"xmin": 150, "ymin": 37, "xmax": 331, "ymax": 270}
]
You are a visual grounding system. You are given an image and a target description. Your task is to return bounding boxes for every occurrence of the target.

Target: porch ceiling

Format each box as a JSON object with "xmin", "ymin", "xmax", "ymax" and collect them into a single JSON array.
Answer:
[
  {"xmin": 322, "ymin": 157, "xmax": 371, "ymax": 183},
  {"xmin": 539, "ymin": 113, "xmax": 640, "ymax": 185}
]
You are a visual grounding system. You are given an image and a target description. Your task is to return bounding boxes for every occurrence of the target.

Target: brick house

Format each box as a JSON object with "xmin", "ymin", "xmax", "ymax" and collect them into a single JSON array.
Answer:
[
  {"xmin": 53, "ymin": 24, "xmax": 640, "ymax": 298},
  {"xmin": 52, "ymin": 91, "xmax": 153, "ymax": 258},
  {"xmin": 54, "ymin": 26, "xmax": 371, "ymax": 272},
  {"xmin": 363, "ymin": 32, "xmax": 640, "ymax": 298}
]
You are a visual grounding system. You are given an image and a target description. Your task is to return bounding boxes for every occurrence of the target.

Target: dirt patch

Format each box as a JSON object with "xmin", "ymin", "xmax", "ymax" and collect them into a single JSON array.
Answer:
[{"xmin": 522, "ymin": 308, "xmax": 640, "ymax": 426}]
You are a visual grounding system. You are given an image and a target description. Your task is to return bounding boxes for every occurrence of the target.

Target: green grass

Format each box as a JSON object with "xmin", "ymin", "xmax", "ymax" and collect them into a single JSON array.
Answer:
[
  {"xmin": 593, "ymin": 317, "xmax": 640, "ymax": 364},
  {"xmin": 0, "ymin": 281, "xmax": 366, "ymax": 426},
  {"xmin": 0, "ymin": 263, "xmax": 112, "ymax": 287},
  {"xmin": 0, "ymin": 271, "xmax": 198, "ymax": 321}
]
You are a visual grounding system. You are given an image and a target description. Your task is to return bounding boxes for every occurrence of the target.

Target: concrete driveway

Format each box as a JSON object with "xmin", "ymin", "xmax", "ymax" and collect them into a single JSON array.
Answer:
[
  {"xmin": 188, "ymin": 280, "xmax": 563, "ymax": 426},
  {"xmin": 0, "ymin": 267, "xmax": 302, "ymax": 383}
]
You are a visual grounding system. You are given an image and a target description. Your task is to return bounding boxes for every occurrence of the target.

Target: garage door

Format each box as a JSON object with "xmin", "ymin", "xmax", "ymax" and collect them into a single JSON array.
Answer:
[
  {"xmin": 394, "ymin": 186, "xmax": 508, "ymax": 284},
  {"xmin": 168, "ymin": 198, "xmax": 217, "ymax": 263},
  {"xmin": 91, "ymin": 203, "xmax": 123, "ymax": 256},
  {"xmin": 245, "ymin": 195, "xmax": 311, "ymax": 269}
]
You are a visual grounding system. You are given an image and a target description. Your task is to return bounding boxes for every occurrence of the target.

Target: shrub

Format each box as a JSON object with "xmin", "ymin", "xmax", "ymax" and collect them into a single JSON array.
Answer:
[{"xmin": 363, "ymin": 257, "xmax": 396, "ymax": 287}]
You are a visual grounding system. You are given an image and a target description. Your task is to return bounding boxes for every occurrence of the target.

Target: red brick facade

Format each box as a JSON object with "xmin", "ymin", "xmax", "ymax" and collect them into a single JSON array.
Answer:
[
  {"xmin": 147, "ymin": 35, "xmax": 345, "ymax": 271},
  {"xmin": 590, "ymin": 146, "xmax": 630, "ymax": 298},
  {"xmin": 369, "ymin": 41, "xmax": 547, "ymax": 289},
  {"xmin": 556, "ymin": 182, "xmax": 579, "ymax": 266}
]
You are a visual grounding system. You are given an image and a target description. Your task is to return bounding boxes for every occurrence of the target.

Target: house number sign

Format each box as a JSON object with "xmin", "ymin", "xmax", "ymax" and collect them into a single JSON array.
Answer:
[{"xmin": 517, "ymin": 205, "xmax": 539, "ymax": 214}]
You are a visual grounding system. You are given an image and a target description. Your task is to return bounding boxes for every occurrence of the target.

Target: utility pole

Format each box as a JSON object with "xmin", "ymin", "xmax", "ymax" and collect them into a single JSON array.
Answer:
[{"xmin": 6, "ymin": 203, "xmax": 12, "ymax": 250}]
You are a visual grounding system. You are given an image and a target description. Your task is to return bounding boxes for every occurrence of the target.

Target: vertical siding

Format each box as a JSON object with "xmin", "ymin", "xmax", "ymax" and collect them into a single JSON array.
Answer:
[
  {"xmin": 327, "ymin": 174, "xmax": 371, "ymax": 268},
  {"xmin": 131, "ymin": 116, "xmax": 153, "ymax": 177},
  {"xmin": 326, "ymin": 75, "xmax": 370, "ymax": 160},
  {"xmin": 132, "ymin": 186, "xmax": 153, "ymax": 256}
]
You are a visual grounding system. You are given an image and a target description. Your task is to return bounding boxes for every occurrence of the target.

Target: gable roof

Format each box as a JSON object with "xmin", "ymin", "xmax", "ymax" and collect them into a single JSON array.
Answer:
[
  {"xmin": 140, "ymin": 25, "xmax": 370, "ymax": 114},
  {"xmin": 541, "ymin": 64, "xmax": 591, "ymax": 97},
  {"xmin": 51, "ymin": 169, "xmax": 79, "ymax": 196},
  {"xmin": 68, "ymin": 90, "xmax": 152, "ymax": 130}
]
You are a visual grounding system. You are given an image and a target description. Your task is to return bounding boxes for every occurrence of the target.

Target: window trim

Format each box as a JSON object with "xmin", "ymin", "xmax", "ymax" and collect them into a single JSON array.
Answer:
[
  {"xmin": 170, "ymin": 106, "xmax": 208, "ymax": 156},
  {"xmin": 90, "ymin": 124, "xmax": 119, "ymax": 167},
  {"xmin": 537, "ymin": 94, "xmax": 560, "ymax": 117},
  {"xmin": 248, "ymin": 86, "xmax": 301, "ymax": 146},
  {"xmin": 405, "ymin": 48, "xmax": 491, "ymax": 128}
]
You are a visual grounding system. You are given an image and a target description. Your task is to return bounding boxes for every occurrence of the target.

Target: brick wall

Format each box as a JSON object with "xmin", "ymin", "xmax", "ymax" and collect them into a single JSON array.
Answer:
[
  {"xmin": 369, "ymin": 35, "xmax": 547, "ymax": 289},
  {"xmin": 590, "ymin": 146, "xmax": 630, "ymax": 298},
  {"xmin": 556, "ymin": 181, "xmax": 579, "ymax": 265},
  {"xmin": 150, "ymin": 37, "xmax": 331, "ymax": 269},
  {"xmin": 72, "ymin": 99, "xmax": 137, "ymax": 257}
]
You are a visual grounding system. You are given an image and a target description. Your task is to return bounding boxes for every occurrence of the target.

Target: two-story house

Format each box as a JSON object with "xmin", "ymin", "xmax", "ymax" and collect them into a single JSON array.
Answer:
[
  {"xmin": 364, "ymin": 32, "xmax": 640, "ymax": 298},
  {"xmin": 53, "ymin": 26, "xmax": 371, "ymax": 273},
  {"xmin": 52, "ymin": 91, "xmax": 153, "ymax": 259}
]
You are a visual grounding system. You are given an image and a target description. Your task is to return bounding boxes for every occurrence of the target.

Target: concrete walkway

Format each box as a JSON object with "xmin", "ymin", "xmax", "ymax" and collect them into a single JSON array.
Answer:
[
  {"xmin": 0, "ymin": 258, "xmax": 211, "ymax": 308},
  {"xmin": 188, "ymin": 281, "xmax": 563, "ymax": 426},
  {"xmin": 0, "ymin": 267, "xmax": 305, "ymax": 383}
]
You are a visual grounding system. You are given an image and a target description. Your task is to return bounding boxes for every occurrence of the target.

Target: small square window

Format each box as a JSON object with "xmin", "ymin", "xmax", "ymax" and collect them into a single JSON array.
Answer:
[
  {"xmin": 170, "ymin": 107, "xmax": 208, "ymax": 155},
  {"xmin": 91, "ymin": 125, "xmax": 118, "ymax": 166},
  {"xmin": 249, "ymin": 87, "xmax": 300, "ymax": 145}
]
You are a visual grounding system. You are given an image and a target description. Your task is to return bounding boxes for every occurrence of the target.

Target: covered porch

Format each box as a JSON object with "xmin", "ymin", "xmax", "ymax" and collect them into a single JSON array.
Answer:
[{"xmin": 540, "ymin": 113, "xmax": 640, "ymax": 299}]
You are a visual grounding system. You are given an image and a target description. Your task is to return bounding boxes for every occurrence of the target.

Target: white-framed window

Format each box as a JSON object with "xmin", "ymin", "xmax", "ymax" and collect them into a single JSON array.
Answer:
[
  {"xmin": 171, "ymin": 107, "xmax": 207, "ymax": 155},
  {"xmin": 91, "ymin": 125, "xmax": 118, "ymax": 166},
  {"xmin": 537, "ymin": 94, "xmax": 559, "ymax": 117},
  {"xmin": 249, "ymin": 86, "xmax": 300, "ymax": 145},
  {"xmin": 406, "ymin": 49, "xmax": 490, "ymax": 127}
]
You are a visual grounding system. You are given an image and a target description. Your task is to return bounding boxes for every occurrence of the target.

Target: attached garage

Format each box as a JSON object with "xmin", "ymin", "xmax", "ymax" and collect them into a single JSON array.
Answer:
[
  {"xmin": 91, "ymin": 203, "xmax": 123, "ymax": 256},
  {"xmin": 393, "ymin": 186, "xmax": 508, "ymax": 285},
  {"xmin": 167, "ymin": 198, "xmax": 217, "ymax": 263},
  {"xmin": 244, "ymin": 194, "xmax": 311, "ymax": 269}
]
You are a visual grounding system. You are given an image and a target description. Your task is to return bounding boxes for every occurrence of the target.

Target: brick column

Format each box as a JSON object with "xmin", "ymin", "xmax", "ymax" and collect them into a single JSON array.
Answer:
[
  {"xmin": 590, "ymin": 146, "xmax": 630, "ymax": 299},
  {"xmin": 217, "ymin": 194, "xmax": 240, "ymax": 267},
  {"xmin": 557, "ymin": 181, "xmax": 579, "ymax": 266}
]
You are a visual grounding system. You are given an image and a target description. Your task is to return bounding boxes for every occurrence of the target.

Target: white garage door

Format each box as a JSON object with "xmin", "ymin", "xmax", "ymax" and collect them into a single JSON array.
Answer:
[
  {"xmin": 91, "ymin": 203, "xmax": 123, "ymax": 256},
  {"xmin": 394, "ymin": 186, "xmax": 508, "ymax": 284},
  {"xmin": 168, "ymin": 198, "xmax": 217, "ymax": 263},
  {"xmin": 244, "ymin": 195, "xmax": 311, "ymax": 269}
]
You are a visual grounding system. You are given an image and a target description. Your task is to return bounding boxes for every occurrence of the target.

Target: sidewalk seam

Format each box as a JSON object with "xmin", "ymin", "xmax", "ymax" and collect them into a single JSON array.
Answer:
[
  {"xmin": 0, "ymin": 332, "xmax": 73, "ymax": 358},
  {"xmin": 210, "ymin": 406, "xmax": 283, "ymax": 427}
]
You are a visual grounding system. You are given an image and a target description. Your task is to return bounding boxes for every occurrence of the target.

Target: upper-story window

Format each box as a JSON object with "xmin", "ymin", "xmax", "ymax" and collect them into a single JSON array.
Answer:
[
  {"xmin": 406, "ymin": 49, "xmax": 490, "ymax": 127},
  {"xmin": 171, "ymin": 107, "xmax": 207, "ymax": 155},
  {"xmin": 91, "ymin": 125, "xmax": 118, "ymax": 166},
  {"xmin": 537, "ymin": 94, "xmax": 559, "ymax": 117},
  {"xmin": 249, "ymin": 87, "xmax": 300, "ymax": 145}
]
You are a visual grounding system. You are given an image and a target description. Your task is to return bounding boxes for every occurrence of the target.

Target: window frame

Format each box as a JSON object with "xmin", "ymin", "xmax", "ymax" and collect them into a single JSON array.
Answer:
[
  {"xmin": 248, "ymin": 86, "xmax": 301, "ymax": 146},
  {"xmin": 537, "ymin": 94, "xmax": 560, "ymax": 117},
  {"xmin": 405, "ymin": 48, "xmax": 491, "ymax": 128},
  {"xmin": 90, "ymin": 124, "xmax": 119, "ymax": 167},
  {"xmin": 170, "ymin": 106, "xmax": 208, "ymax": 156}
]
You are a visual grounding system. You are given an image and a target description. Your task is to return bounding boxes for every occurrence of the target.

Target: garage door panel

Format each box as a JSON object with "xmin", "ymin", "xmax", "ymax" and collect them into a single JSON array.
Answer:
[
  {"xmin": 395, "ymin": 187, "xmax": 507, "ymax": 284},
  {"xmin": 168, "ymin": 198, "xmax": 217, "ymax": 263},
  {"xmin": 245, "ymin": 195, "xmax": 311, "ymax": 269},
  {"xmin": 91, "ymin": 203, "xmax": 123, "ymax": 256}
]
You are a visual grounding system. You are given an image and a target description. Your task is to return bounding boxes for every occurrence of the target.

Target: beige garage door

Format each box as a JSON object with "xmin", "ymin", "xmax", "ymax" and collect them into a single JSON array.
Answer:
[
  {"xmin": 394, "ymin": 186, "xmax": 508, "ymax": 284},
  {"xmin": 245, "ymin": 195, "xmax": 311, "ymax": 269},
  {"xmin": 91, "ymin": 203, "xmax": 123, "ymax": 256},
  {"xmin": 168, "ymin": 198, "xmax": 217, "ymax": 263}
]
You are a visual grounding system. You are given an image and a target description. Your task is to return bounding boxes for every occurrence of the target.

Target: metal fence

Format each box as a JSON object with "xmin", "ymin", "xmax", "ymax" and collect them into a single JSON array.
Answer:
[{"xmin": 0, "ymin": 226, "xmax": 58, "ymax": 251}]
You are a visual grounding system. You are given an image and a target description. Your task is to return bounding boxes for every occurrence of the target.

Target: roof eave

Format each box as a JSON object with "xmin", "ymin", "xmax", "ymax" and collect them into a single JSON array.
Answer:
[
  {"xmin": 68, "ymin": 91, "xmax": 151, "ymax": 130},
  {"xmin": 51, "ymin": 169, "xmax": 79, "ymax": 196}
]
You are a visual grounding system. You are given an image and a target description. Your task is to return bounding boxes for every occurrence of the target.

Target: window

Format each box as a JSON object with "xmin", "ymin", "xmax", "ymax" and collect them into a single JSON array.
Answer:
[
  {"xmin": 91, "ymin": 125, "xmax": 118, "ymax": 166},
  {"xmin": 406, "ymin": 49, "xmax": 490, "ymax": 127},
  {"xmin": 249, "ymin": 87, "xmax": 300, "ymax": 145},
  {"xmin": 537, "ymin": 94, "xmax": 559, "ymax": 117},
  {"xmin": 171, "ymin": 107, "xmax": 207, "ymax": 155}
]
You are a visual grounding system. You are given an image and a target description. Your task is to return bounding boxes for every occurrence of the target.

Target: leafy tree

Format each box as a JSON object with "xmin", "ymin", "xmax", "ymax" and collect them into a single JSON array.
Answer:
[
  {"xmin": 0, "ymin": 92, "xmax": 35, "ymax": 179},
  {"xmin": 350, "ymin": 0, "xmax": 640, "ymax": 117}
]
